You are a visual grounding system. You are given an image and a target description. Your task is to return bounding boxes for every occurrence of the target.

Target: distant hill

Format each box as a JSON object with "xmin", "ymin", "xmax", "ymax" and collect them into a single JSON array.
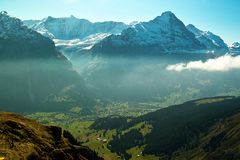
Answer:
[
  {"xmin": 0, "ymin": 112, "xmax": 103, "ymax": 160},
  {"xmin": 91, "ymin": 96, "xmax": 240, "ymax": 159}
]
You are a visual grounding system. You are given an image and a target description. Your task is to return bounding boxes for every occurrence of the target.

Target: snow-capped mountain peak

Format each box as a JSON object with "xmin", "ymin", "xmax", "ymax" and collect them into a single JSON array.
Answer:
[{"xmin": 91, "ymin": 11, "xmax": 205, "ymax": 55}]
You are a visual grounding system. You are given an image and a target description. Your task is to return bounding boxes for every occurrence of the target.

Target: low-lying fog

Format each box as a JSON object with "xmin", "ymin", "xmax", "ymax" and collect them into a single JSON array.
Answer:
[{"xmin": 71, "ymin": 53, "xmax": 240, "ymax": 105}]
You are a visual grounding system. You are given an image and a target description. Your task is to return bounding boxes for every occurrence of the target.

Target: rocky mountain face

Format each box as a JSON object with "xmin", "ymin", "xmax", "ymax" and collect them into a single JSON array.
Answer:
[
  {"xmin": 0, "ymin": 12, "xmax": 92, "ymax": 112},
  {"xmin": 187, "ymin": 24, "xmax": 228, "ymax": 52},
  {"xmin": 90, "ymin": 11, "xmax": 206, "ymax": 56},
  {"xmin": 0, "ymin": 112, "xmax": 103, "ymax": 160}
]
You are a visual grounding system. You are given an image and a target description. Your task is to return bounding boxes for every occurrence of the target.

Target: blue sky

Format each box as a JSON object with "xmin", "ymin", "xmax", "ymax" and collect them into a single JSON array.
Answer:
[{"xmin": 0, "ymin": 0, "xmax": 239, "ymax": 44}]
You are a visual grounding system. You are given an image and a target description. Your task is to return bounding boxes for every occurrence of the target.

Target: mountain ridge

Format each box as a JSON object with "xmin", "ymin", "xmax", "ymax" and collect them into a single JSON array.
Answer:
[
  {"xmin": 186, "ymin": 24, "xmax": 228, "ymax": 52},
  {"xmin": 23, "ymin": 11, "xmax": 232, "ymax": 57},
  {"xmin": 23, "ymin": 16, "xmax": 128, "ymax": 40}
]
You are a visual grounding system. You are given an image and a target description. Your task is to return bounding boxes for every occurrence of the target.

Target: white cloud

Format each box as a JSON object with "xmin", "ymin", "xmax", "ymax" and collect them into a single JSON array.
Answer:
[{"xmin": 166, "ymin": 55, "xmax": 240, "ymax": 72}]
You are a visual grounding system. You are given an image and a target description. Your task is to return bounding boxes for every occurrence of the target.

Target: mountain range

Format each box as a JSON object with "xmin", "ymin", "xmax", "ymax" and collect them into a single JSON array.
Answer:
[{"xmin": 24, "ymin": 11, "xmax": 231, "ymax": 57}]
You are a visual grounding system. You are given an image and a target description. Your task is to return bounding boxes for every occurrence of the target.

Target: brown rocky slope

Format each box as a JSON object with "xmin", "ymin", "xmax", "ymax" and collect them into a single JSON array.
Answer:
[{"xmin": 0, "ymin": 112, "xmax": 103, "ymax": 160}]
